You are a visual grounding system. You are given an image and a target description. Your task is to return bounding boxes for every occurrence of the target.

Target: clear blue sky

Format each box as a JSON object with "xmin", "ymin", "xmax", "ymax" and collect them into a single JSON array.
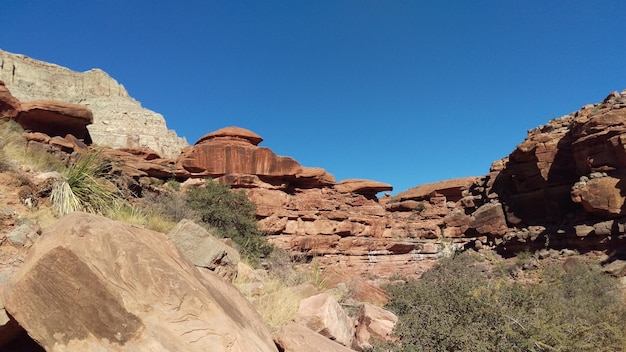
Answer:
[{"xmin": 2, "ymin": 1, "xmax": 625, "ymax": 194}]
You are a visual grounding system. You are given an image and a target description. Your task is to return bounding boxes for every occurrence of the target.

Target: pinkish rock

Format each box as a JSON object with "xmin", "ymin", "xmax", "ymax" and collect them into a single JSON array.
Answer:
[
  {"xmin": 469, "ymin": 202, "xmax": 509, "ymax": 235},
  {"xmin": 273, "ymin": 323, "xmax": 354, "ymax": 352},
  {"xmin": 392, "ymin": 177, "xmax": 478, "ymax": 203},
  {"xmin": 296, "ymin": 293, "xmax": 355, "ymax": 347},
  {"xmin": 2, "ymin": 212, "xmax": 278, "ymax": 352},
  {"xmin": 117, "ymin": 146, "xmax": 162, "ymax": 160},
  {"xmin": 180, "ymin": 128, "xmax": 300, "ymax": 175},
  {"xmin": 196, "ymin": 126, "xmax": 263, "ymax": 146},
  {"xmin": 571, "ymin": 175, "xmax": 626, "ymax": 218},
  {"xmin": 334, "ymin": 179, "xmax": 393, "ymax": 198},
  {"xmin": 177, "ymin": 126, "xmax": 334, "ymax": 189},
  {"xmin": 353, "ymin": 303, "xmax": 398, "ymax": 351},
  {"xmin": 295, "ymin": 167, "xmax": 336, "ymax": 188}
]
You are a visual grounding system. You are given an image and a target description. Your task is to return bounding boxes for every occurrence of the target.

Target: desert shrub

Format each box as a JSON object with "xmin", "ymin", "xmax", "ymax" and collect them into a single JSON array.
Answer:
[
  {"xmin": 139, "ymin": 190, "xmax": 196, "ymax": 223},
  {"xmin": 185, "ymin": 180, "xmax": 273, "ymax": 264},
  {"xmin": 376, "ymin": 253, "xmax": 626, "ymax": 352},
  {"xmin": 50, "ymin": 151, "xmax": 122, "ymax": 216}
]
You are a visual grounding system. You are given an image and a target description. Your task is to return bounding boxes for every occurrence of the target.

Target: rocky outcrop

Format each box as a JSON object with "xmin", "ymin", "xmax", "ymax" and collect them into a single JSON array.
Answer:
[
  {"xmin": 178, "ymin": 126, "xmax": 335, "ymax": 189},
  {"xmin": 487, "ymin": 90, "xmax": 626, "ymax": 252},
  {"xmin": 0, "ymin": 49, "xmax": 187, "ymax": 158},
  {"xmin": 334, "ymin": 179, "xmax": 393, "ymax": 199},
  {"xmin": 353, "ymin": 303, "xmax": 397, "ymax": 351},
  {"xmin": 17, "ymin": 100, "xmax": 93, "ymax": 143},
  {"xmin": 0, "ymin": 80, "xmax": 19, "ymax": 119},
  {"xmin": 297, "ymin": 293, "xmax": 355, "ymax": 347},
  {"xmin": 391, "ymin": 177, "xmax": 478, "ymax": 203},
  {"xmin": 273, "ymin": 323, "xmax": 355, "ymax": 352},
  {"xmin": 1, "ymin": 212, "xmax": 278, "ymax": 351},
  {"xmin": 167, "ymin": 219, "xmax": 240, "ymax": 281}
]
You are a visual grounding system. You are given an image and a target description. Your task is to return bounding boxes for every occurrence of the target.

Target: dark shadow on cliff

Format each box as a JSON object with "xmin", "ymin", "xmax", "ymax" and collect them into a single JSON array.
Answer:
[{"xmin": 491, "ymin": 127, "xmax": 581, "ymax": 228}]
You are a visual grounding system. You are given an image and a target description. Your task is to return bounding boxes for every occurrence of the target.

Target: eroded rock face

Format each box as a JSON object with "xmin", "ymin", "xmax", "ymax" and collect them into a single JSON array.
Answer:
[
  {"xmin": 334, "ymin": 179, "xmax": 393, "ymax": 199},
  {"xmin": 17, "ymin": 100, "xmax": 93, "ymax": 143},
  {"xmin": 0, "ymin": 80, "xmax": 19, "ymax": 119},
  {"xmin": 0, "ymin": 49, "xmax": 187, "ymax": 158},
  {"xmin": 392, "ymin": 177, "xmax": 478, "ymax": 203},
  {"xmin": 492, "ymin": 91, "xmax": 626, "ymax": 224},
  {"xmin": 178, "ymin": 127, "xmax": 335, "ymax": 189},
  {"xmin": 486, "ymin": 90, "xmax": 626, "ymax": 252},
  {"xmin": 2, "ymin": 212, "xmax": 277, "ymax": 352}
]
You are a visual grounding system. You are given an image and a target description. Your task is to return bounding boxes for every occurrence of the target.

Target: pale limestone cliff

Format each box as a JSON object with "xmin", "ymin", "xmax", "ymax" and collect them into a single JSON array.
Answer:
[{"xmin": 0, "ymin": 49, "xmax": 188, "ymax": 158}]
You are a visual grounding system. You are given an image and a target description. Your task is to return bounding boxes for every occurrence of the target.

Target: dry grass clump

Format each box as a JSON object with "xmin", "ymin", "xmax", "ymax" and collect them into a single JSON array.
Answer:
[
  {"xmin": 243, "ymin": 277, "xmax": 304, "ymax": 332},
  {"xmin": 50, "ymin": 151, "xmax": 122, "ymax": 216},
  {"xmin": 0, "ymin": 119, "xmax": 63, "ymax": 172},
  {"xmin": 234, "ymin": 250, "xmax": 311, "ymax": 331},
  {"xmin": 108, "ymin": 203, "xmax": 178, "ymax": 234}
]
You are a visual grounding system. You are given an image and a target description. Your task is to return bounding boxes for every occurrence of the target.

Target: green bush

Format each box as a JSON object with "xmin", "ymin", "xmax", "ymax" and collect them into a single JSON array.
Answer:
[
  {"xmin": 185, "ymin": 180, "xmax": 273, "ymax": 264},
  {"xmin": 376, "ymin": 252, "xmax": 626, "ymax": 352}
]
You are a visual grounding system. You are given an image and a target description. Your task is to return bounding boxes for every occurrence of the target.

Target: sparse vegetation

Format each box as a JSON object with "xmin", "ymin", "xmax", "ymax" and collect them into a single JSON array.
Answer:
[
  {"xmin": 240, "ymin": 276, "xmax": 304, "ymax": 331},
  {"xmin": 50, "ymin": 151, "xmax": 122, "ymax": 216},
  {"xmin": 375, "ymin": 252, "xmax": 626, "ymax": 352},
  {"xmin": 0, "ymin": 119, "xmax": 63, "ymax": 172}
]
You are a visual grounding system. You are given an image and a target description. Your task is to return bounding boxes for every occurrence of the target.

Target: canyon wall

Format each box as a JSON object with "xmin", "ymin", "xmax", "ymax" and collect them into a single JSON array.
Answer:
[{"xmin": 0, "ymin": 49, "xmax": 187, "ymax": 158}]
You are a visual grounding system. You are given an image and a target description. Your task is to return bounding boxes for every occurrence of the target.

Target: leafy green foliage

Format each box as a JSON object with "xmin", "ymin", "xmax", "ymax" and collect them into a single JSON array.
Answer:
[
  {"xmin": 50, "ymin": 151, "xmax": 121, "ymax": 216},
  {"xmin": 376, "ymin": 253, "xmax": 626, "ymax": 352},
  {"xmin": 185, "ymin": 180, "xmax": 273, "ymax": 264}
]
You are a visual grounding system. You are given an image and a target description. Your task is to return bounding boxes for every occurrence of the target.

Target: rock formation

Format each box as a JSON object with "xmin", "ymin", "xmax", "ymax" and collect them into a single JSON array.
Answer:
[
  {"xmin": 17, "ymin": 100, "xmax": 93, "ymax": 143},
  {"xmin": 0, "ymin": 80, "xmax": 19, "ymax": 119},
  {"xmin": 0, "ymin": 49, "xmax": 187, "ymax": 158},
  {"xmin": 481, "ymin": 90, "xmax": 626, "ymax": 252},
  {"xmin": 273, "ymin": 323, "xmax": 355, "ymax": 352},
  {"xmin": 178, "ymin": 126, "xmax": 336, "ymax": 189},
  {"xmin": 1, "ymin": 212, "xmax": 278, "ymax": 351}
]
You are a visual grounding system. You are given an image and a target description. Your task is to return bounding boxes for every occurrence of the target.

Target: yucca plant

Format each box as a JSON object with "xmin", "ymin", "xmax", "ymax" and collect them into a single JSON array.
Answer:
[{"xmin": 50, "ymin": 151, "xmax": 122, "ymax": 216}]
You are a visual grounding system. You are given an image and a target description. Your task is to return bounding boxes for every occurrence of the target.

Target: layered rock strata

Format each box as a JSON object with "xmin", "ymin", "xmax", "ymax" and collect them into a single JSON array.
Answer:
[
  {"xmin": 178, "ymin": 126, "xmax": 336, "ymax": 189},
  {"xmin": 484, "ymin": 90, "xmax": 626, "ymax": 252},
  {"xmin": 0, "ymin": 49, "xmax": 187, "ymax": 158}
]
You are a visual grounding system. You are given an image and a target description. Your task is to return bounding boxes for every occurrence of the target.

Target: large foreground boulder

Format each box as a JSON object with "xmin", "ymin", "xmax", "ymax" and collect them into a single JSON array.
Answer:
[
  {"xmin": 273, "ymin": 323, "xmax": 354, "ymax": 352},
  {"xmin": 1, "ymin": 212, "xmax": 278, "ymax": 352}
]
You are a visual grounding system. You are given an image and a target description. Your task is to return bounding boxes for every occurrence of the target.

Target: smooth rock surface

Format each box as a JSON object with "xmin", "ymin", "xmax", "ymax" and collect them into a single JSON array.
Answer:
[
  {"xmin": 296, "ymin": 293, "xmax": 355, "ymax": 347},
  {"xmin": 273, "ymin": 323, "xmax": 354, "ymax": 352},
  {"xmin": 2, "ymin": 212, "xmax": 277, "ymax": 352}
]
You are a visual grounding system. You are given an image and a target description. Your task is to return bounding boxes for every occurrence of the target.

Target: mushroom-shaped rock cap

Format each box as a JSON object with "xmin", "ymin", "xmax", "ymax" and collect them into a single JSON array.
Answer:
[{"xmin": 195, "ymin": 126, "xmax": 264, "ymax": 146}]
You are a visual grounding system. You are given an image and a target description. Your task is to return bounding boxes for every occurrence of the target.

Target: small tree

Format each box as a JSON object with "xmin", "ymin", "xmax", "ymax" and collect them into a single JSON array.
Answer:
[{"xmin": 185, "ymin": 180, "xmax": 273, "ymax": 264}]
